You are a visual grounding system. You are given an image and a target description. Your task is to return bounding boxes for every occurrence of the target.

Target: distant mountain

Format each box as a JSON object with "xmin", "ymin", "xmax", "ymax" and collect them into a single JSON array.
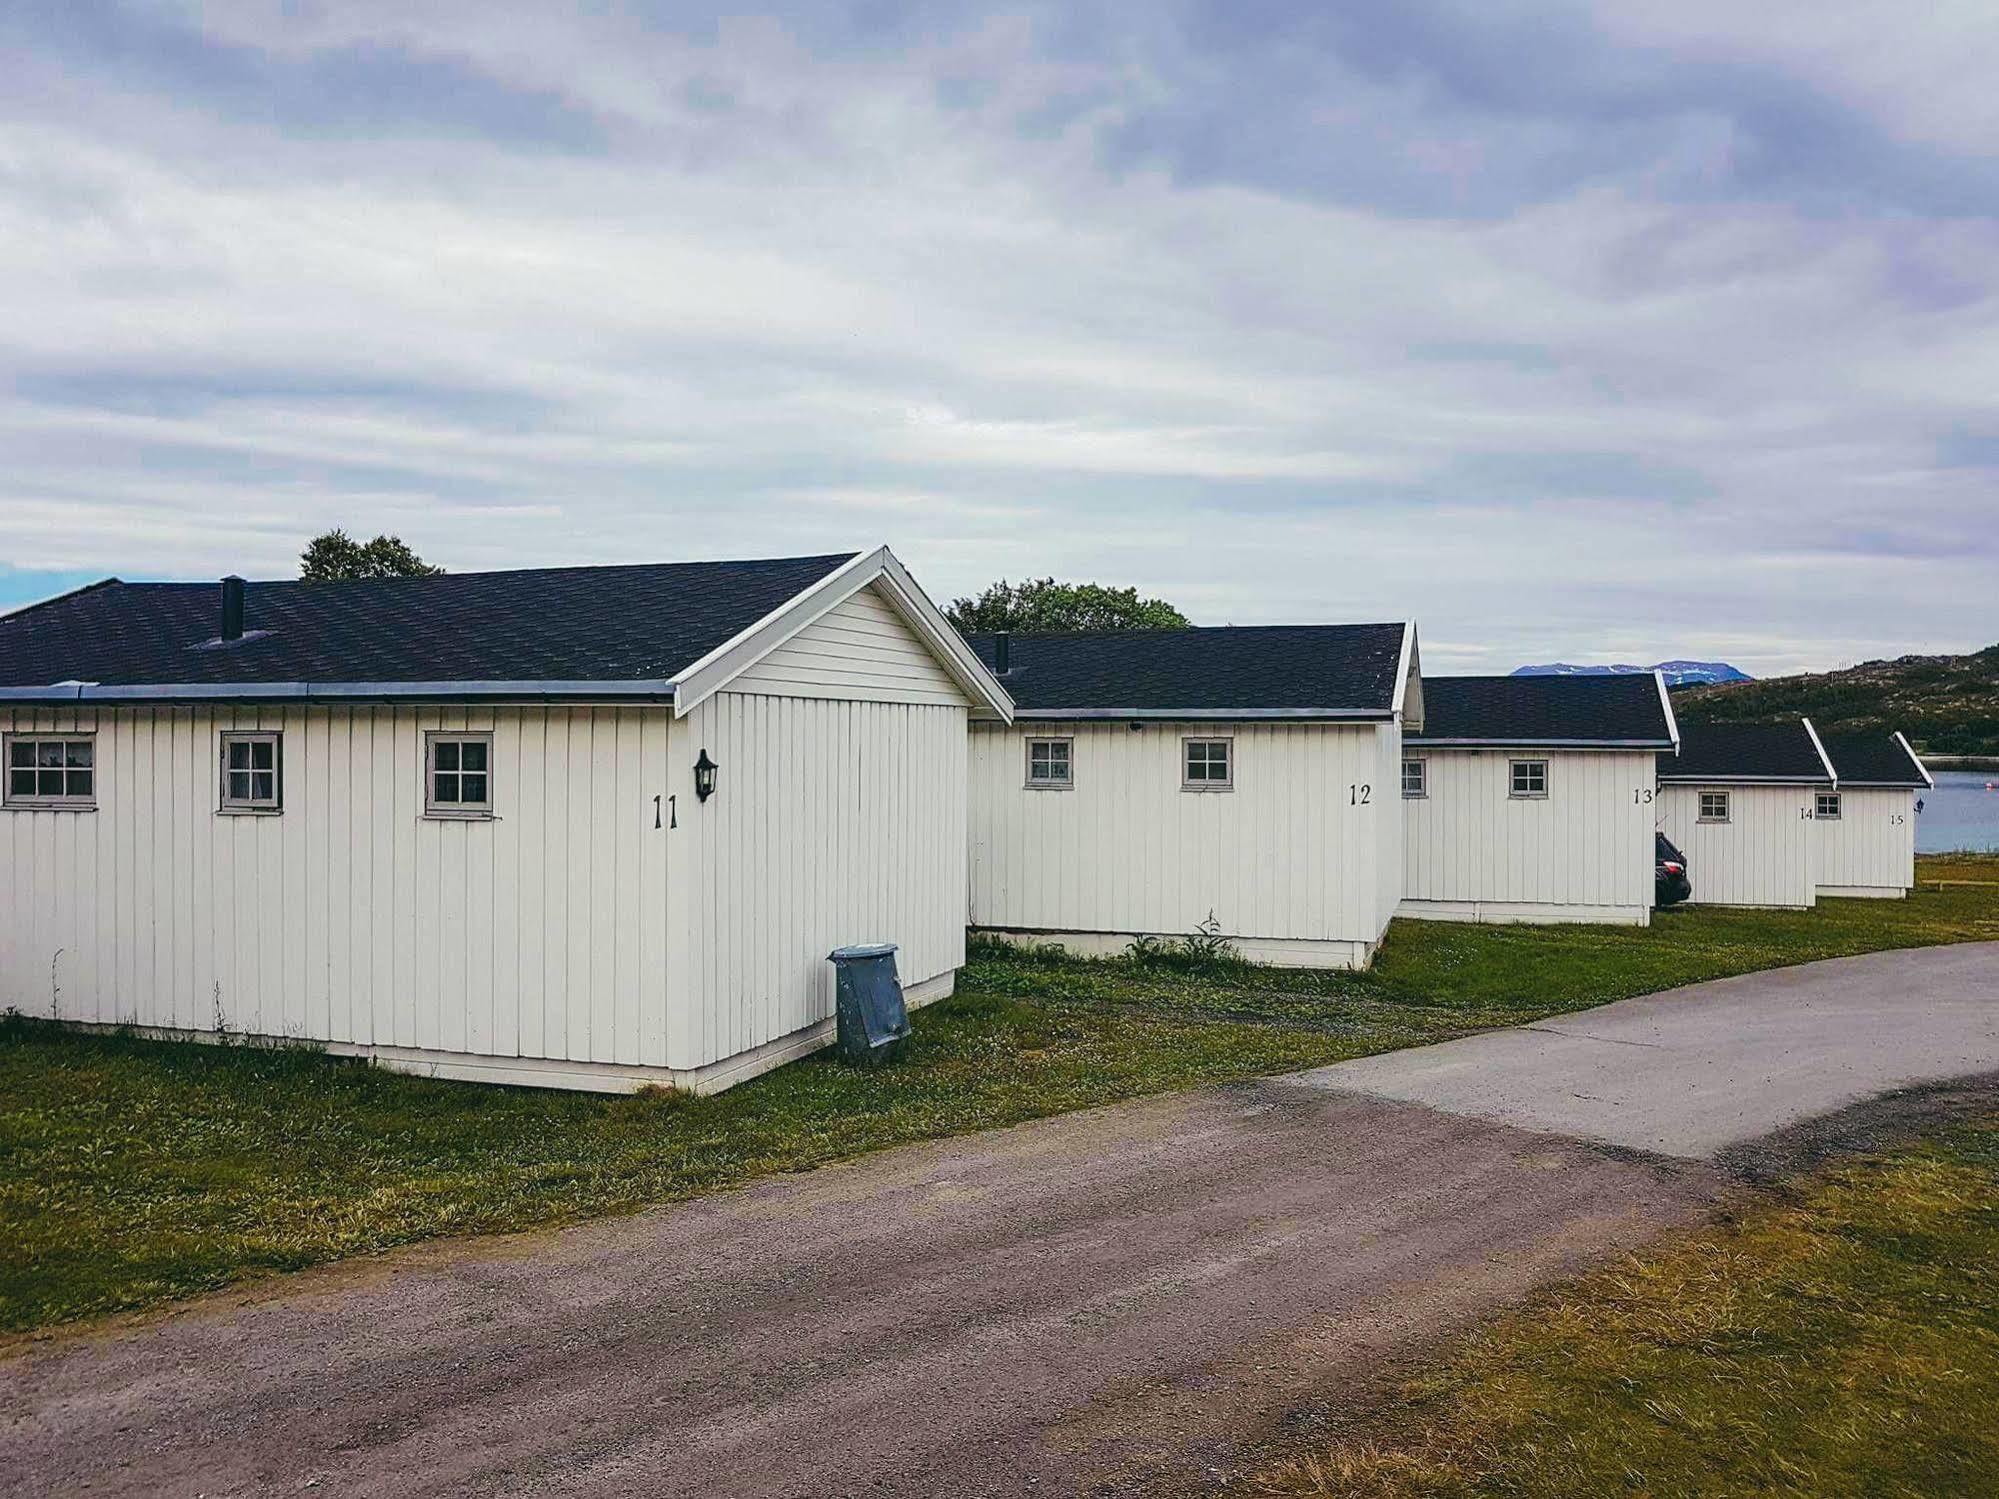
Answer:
[
  {"xmin": 1678, "ymin": 644, "xmax": 1999, "ymax": 757},
  {"xmin": 1513, "ymin": 660, "xmax": 1752, "ymax": 687}
]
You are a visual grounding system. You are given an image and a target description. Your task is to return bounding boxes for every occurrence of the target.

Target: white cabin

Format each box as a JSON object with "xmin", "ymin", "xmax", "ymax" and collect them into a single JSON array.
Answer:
[
  {"xmin": 1655, "ymin": 719, "xmax": 1833, "ymax": 908},
  {"xmin": 0, "ymin": 548, "xmax": 1012, "ymax": 1093},
  {"xmin": 965, "ymin": 623, "xmax": 1421, "ymax": 969},
  {"xmin": 1400, "ymin": 674, "xmax": 1678, "ymax": 925},
  {"xmin": 1812, "ymin": 731, "xmax": 1931, "ymax": 898}
]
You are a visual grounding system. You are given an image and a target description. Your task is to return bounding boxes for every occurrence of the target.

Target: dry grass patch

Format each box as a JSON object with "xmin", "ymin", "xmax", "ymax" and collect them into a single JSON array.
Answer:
[{"xmin": 1249, "ymin": 1118, "xmax": 1999, "ymax": 1498}]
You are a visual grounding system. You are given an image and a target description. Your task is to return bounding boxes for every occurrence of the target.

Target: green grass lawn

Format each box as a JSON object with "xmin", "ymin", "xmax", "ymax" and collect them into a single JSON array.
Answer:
[
  {"xmin": 3, "ymin": 855, "xmax": 1996, "ymax": 1335},
  {"xmin": 1249, "ymin": 1111, "xmax": 1999, "ymax": 1498}
]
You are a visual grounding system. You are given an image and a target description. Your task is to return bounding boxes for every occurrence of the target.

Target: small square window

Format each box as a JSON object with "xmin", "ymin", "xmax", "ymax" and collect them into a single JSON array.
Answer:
[
  {"xmin": 1025, "ymin": 736, "xmax": 1072, "ymax": 788},
  {"xmin": 426, "ymin": 732, "xmax": 495, "ymax": 817},
  {"xmin": 1816, "ymin": 792, "xmax": 1842, "ymax": 820},
  {"xmin": 1402, "ymin": 758, "xmax": 1427, "ymax": 798},
  {"xmin": 1509, "ymin": 759, "xmax": 1549, "ymax": 798},
  {"xmin": 219, "ymin": 731, "xmax": 282, "ymax": 812},
  {"xmin": 4, "ymin": 734, "xmax": 95, "ymax": 810},
  {"xmin": 1700, "ymin": 791, "xmax": 1731, "ymax": 822},
  {"xmin": 1183, "ymin": 737, "xmax": 1233, "ymax": 791}
]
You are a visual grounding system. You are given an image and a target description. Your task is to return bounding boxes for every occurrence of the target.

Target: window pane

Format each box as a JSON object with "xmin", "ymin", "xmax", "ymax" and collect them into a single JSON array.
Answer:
[
  {"xmin": 252, "ymin": 772, "xmax": 275, "ymax": 801},
  {"xmin": 459, "ymin": 740, "xmax": 487, "ymax": 772},
  {"xmin": 229, "ymin": 771, "xmax": 252, "ymax": 801},
  {"xmin": 229, "ymin": 740, "xmax": 252, "ymax": 770},
  {"xmin": 7, "ymin": 742, "xmax": 32, "ymax": 768},
  {"xmin": 252, "ymin": 741, "xmax": 273, "ymax": 770},
  {"xmin": 435, "ymin": 741, "xmax": 459, "ymax": 771},
  {"xmin": 9, "ymin": 768, "xmax": 34, "ymax": 796},
  {"xmin": 66, "ymin": 741, "xmax": 92, "ymax": 768},
  {"xmin": 67, "ymin": 769, "xmax": 92, "ymax": 797},
  {"xmin": 434, "ymin": 772, "xmax": 459, "ymax": 803},
  {"xmin": 460, "ymin": 773, "xmax": 487, "ymax": 805},
  {"xmin": 38, "ymin": 742, "xmax": 63, "ymax": 768},
  {"xmin": 39, "ymin": 768, "xmax": 65, "ymax": 795}
]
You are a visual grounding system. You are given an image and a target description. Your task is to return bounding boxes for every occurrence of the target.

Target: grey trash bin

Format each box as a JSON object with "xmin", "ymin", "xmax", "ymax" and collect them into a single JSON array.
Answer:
[{"xmin": 827, "ymin": 943, "xmax": 910, "ymax": 1067}]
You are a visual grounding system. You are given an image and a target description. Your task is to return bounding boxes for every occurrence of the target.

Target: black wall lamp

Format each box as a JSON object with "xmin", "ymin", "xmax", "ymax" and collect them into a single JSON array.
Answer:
[{"xmin": 694, "ymin": 748, "xmax": 719, "ymax": 802}]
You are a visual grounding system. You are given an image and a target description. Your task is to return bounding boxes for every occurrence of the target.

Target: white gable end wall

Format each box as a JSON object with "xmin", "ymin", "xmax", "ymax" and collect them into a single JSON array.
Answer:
[
  {"xmin": 1816, "ymin": 787, "xmax": 1916, "ymax": 897},
  {"xmin": 728, "ymin": 584, "xmax": 966, "ymax": 706},
  {"xmin": 1399, "ymin": 749, "xmax": 1655, "ymax": 925}
]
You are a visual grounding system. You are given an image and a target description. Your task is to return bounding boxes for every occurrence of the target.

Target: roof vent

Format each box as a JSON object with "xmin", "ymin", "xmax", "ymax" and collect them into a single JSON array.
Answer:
[
  {"xmin": 993, "ymin": 630, "xmax": 1011, "ymax": 675},
  {"xmin": 220, "ymin": 575, "xmax": 245, "ymax": 642}
]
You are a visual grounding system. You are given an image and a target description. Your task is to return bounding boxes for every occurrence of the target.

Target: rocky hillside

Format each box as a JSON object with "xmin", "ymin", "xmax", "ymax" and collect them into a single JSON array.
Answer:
[{"xmin": 1676, "ymin": 644, "xmax": 1999, "ymax": 756}]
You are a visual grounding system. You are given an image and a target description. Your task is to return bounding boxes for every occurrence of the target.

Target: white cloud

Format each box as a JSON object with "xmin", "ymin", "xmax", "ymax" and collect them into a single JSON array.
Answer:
[{"xmin": 0, "ymin": 2, "xmax": 1994, "ymax": 675}]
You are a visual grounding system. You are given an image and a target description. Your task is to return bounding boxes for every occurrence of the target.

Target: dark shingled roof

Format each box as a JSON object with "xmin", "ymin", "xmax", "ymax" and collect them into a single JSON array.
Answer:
[
  {"xmin": 1409, "ymin": 674, "xmax": 1675, "ymax": 747},
  {"xmin": 964, "ymin": 624, "xmax": 1408, "ymax": 716},
  {"xmin": 0, "ymin": 554, "xmax": 858, "ymax": 696},
  {"xmin": 1818, "ymin": 730, "xmax": 1931, "ymax": 788},
  {"xmin": 1659, "ymin": 720, "xmax": 1831, "ymax": 782}
]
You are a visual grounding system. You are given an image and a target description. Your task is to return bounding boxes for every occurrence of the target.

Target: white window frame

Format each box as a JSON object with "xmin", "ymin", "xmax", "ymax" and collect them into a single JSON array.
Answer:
[
  {"xmin": 3, "ymin": 732, "xmax": 97, "ymax": 811},
  {"xmin": 218, "ymin": 730, "xmax": 283, "ymax": 814},
  {"xmin": 1699, "ymin": 790, "xmax": 1732, "ymax": 823},
  {"xmin": 1509, "ymin": 758, "xmax": 1549, "ymax": 799},
  {"xmin": 1024, "ymin": 736, "xmax": 1073, "ymax": 790},
  {"xmin": 1815, "ymin": 792, "xmax": 1842, "ymax": 820},
  {"xmin": 1182, "ymin": 736, "xmax": 1233, "ymax": 792},
  {"xmin": 425, "ymin": 731, "xmax": 495, "ymax": 819},
  {"xmin": 1402, "ymin": 757, "xmax": 1427, "ymax": 799}
]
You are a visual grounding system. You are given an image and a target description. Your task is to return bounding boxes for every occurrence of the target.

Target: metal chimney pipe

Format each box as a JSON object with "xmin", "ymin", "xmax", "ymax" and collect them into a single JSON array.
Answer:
[
  {"xmin": 993, "ymin": 630, "xmax": 1010, "ymax": 675},
  {"xmin": 220, "ymin": 576, "xmax": 245, "ymax": 641}
]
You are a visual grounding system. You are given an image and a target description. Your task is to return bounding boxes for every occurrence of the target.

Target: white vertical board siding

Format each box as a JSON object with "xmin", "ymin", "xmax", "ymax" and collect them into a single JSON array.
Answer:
[
  {"xmin": 1401, "ymin": 750, "xmax": 1655, "ymax": 920},
  {"xmin": 728, "ymin": 584, "xmax": 965, "ymax": 705},
  {"xmin": 0, "ymin": 705, "xmax": 672, "ymax": 1066},
  {"xmin": 1816, "ymin": 788, "xmax": 1916, "ymax": 895},
  {"xmin": 1657, "ymin": 784, "xmax": 1816, "ymax": 907},
  {"xmin": 671, "ymin": 692, "xmax": 969, "ymax": 1070},
  {"xmin": 967, "ymin": 721, "xmax": 1396, "ymax": 961}
]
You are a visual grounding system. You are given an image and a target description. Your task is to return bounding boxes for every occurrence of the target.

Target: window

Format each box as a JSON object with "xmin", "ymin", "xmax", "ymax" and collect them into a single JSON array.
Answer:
[
  {"xmin": 1183, "ymin": 736, "xmax": 1232, "ymax": 791},
  {"xmin": 1025, "ymin": 737, "xmax": 1073, "ymax": 789},
  {"xmin": 1700, "ymin": 791, "xmax": 1731, "ymax": 822},
  {"xmin": 219, "ymin": 731, "xmax": 282, "ymax": 812},
  {"xmin": 1401, "ymin": 757, "xmax": 1427, "ymax": 798},
  {"xmin": 1509, "ymin": 759, "xmax": 1548, "ymax": 798},
  {"xmin": 426, "ymin": 732, "xmax": 493, "ymax": 817},
  {"xmin": 1816, "ymin": 792, "xmax": 1842, "ymax": 820},
  {"xmin": 4, "ymin": 734, "xmax": 95, "ymax": 810}
]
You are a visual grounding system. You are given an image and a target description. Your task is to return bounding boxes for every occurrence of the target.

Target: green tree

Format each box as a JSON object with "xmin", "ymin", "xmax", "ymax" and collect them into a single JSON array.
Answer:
[
  {"xmin": 945, "ymin": 578, "xmax": 1189, "ymax": 633},
  {"xmin": 299, "ymin": 529, "xmax": 443, "ymax": 582}
]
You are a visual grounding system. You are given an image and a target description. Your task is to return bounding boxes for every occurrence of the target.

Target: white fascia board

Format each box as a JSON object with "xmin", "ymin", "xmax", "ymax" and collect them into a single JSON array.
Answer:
[
  {"xmin": 1018, "ymin": 708, "xmax": 1393, "ymax": 721},
  {"xmin": 1392, "ymin": 623, "xmax": 1424, "ymax": 731},
  {"xmin": 1894, "ymin": 730, "xmax": 1936, "ymax": 788},
  {"xmin": 1801, "ymin": 716, "xmax": 1838, "ymax": 787},
  {"xmin": 1654, "ymin": 669, "xmax": 1681, "ymax": 752},
  {"xmin": 1658, "ymin": 774, "xmax": 1833, "ymax": 785},
  {"xmin": 670, "ymin": 545, "xmax": 1014, "ymax": 722},
  {"xmin": 1407, "ymin": 736, "xmax": 1673, "ymax": 749}
]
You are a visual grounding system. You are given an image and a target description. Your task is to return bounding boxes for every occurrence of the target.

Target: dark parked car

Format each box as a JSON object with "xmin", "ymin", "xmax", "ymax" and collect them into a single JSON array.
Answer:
[{"xmin": 1655, "ymin": 831, "xmax": 1691, "ymax": 908}]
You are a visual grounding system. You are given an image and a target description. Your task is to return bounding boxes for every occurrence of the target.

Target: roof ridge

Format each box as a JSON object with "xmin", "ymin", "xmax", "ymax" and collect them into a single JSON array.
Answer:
[{"xmin": 0, "ymin": 576, "xmax": 122, "ymax": 625}]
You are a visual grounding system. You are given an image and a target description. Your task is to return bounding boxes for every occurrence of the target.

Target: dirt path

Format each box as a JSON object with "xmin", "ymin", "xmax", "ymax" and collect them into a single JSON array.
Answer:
[{"xmin": 5, "ymin": 944, "xmax": 1995, "ymax": 1498}]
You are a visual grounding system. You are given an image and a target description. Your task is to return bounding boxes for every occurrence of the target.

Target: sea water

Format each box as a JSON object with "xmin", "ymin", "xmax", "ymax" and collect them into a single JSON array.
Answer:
[{"xmin": 1917, "ymin": 770, "xmax": 1999, "ymax": 853}]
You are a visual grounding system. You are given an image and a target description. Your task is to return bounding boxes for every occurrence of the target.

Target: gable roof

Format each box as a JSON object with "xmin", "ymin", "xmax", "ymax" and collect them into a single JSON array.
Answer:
[
  {"xmin": 1658, "ymin": 719, "xmax": 1834, "ymax": 783},
  {"xmin": 0, "ymin": 547, "xmax": 1013, "ymax": 720},
  {"xmin": 1408, "ymin": 673, "xmax": 1678, "ymax": 748},
  {"xmin": 963, "ymin": 623, "xmax": 1413, "ymax": 719},
  {"xmin": 1817, "ymin": 729, "xmax": 1933, "ymax": 788}
]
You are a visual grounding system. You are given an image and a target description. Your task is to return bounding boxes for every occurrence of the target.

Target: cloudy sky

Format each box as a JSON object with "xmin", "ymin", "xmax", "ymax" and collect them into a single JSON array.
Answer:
[{"xmin": 4, "ymin": 2, "xmax": 1996, "ymax": 674}]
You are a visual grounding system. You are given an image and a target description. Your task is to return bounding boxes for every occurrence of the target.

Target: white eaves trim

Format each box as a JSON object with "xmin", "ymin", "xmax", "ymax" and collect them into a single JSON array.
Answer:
[
  {"xmin": 1895, "ymin": 730, "xmax": 1936, "ymax": 788},
  {"xmin": 1653, "ymin": 669, "xmax": 1681, "ymax": 752},
  {"xmin": 1802, "ymin": 716, "xmax": 1837, "ymax": 787},
  {"xmin": 670, "ymin": 545, "xmax": 1015, "ymax": 722},
  {"xmin": 1392, "ymin": 623, "xmax": 1424, "ymax": 732}
]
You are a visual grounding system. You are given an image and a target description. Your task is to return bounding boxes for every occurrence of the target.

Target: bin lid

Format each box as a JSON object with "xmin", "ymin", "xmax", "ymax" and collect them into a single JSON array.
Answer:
[{"xmin": 828, "ymin": 942, "xmax": 898, "ymax": 961}]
